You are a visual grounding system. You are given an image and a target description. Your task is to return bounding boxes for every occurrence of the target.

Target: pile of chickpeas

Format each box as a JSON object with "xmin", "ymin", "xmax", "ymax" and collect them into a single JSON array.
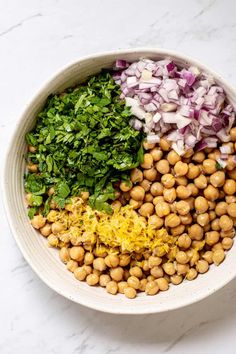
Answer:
[{"xmin": 28, "ymin": 127, "xmax": 236, "ymax": 299}]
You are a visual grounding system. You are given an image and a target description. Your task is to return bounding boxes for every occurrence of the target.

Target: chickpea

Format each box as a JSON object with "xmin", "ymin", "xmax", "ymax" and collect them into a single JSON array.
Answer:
[
  {"xmin": 27, "ymin": 163, "xmax": 38, "ymax": 173},
  {"xmin": 222, "ymin": 237, "xmax": 233, "ymax": 250},
  {"xmin": 186, "ymin": 249, "xmax": 199, "ymax": 266},
  {"xmin": 124, "ymin": 287, "xmax": 137, "ymax": 299},
  {"xmin": 51, "ymin": 222, "xmax": 65, "ymax": 234},
  {"xmin": 228, "ymin": 168, "xmax": 236, "ymax": 180},
  {"xmin": 174, "ymin": 161, "xmax": 188, "ymax": 177},
  {"xmin": 165, "ymin": 213, "xmax": 181, "ymax": 228},
  {"xmin": 196, "ymin": 260, "xmax": 209, "ymax": 273},
  {"xmin": 47, "ymin": 234, "xmax": 59, "ymax": 247},
  {"xmin": 66, "ymin": 260, "xmax": 78, "ymax": 272},
  {"xmin": 147, "ymin": 275, "xmax": 155, "ymax": 282},
  {"xmin": 145, "ymin": 281, "xmax": 159, "ymax": 295},
  {"xmin": 227, "ymin": 155, "xmax": 236, "ymax": 171},
  {"xmin": 140, "ymin": 153, "xmax": 153, "ymax": 170},
  {"xmin": 211, "ymin": 218, "xmax": 220, "ymax": 231},
  {"xmin": 202, "ymin": 251, "xmax": 213, "ymax": 264},
  {"xmin": 208, "ymin": 149, "xmax": 221, "ymax": 161},
  {"xmin": 69, "ymin": 246, "xmax": 85, "ymax": 262},
  {"xmin": 176, "ymin": 186, "xmax": 191, "ymax": 200},
  {"xmin": 203, "ymin": 185, "xmax": 219, "ymax": 202},
  {"xmin": 150, "ymin": 148, "xmax": 163, "ymax": 161},
  {"xmin": 143, "ymin": 140, "xmax": 155, "ymax": 150},
  {"xmin": 130, "ymin": 266, "xmax": 143, "ymax": 278},
  {"xmin": 176, "ymin": 251, "xmax": 189, "ymax": 264},
  {"xmin": 227, "ymin": 203, "xmax": 236, "ymax": 217},
  {"xmin": 176, "ymin": 263, "xmax": 189, "ymax": 275},
  {"xmin": 119, "ymin": 254, "xmax": 130, "ymax": 267},
  {"xmin": 153, "ymin": 196, "xmax": 164, "ymax": 205},
  {"xmin": 148, "ymin": 256, "xmax": 162, "ymax": 268},
  {"xmin": 139, "ymin": 203, "xmax": 154, "ymax": 217},
  {"xmin": 28, "ymin": 145, "xmax": 37, "ymax": 153},
  {"xmin": 140, "ymin": 179, "xmax": 152, "ymax": 192},
  {"xmin": 156, "ymin": 277, "xmax": 169, "ymax": 291},
  {"xmin": 143, "ymin": 168, "xmax": 157, "ymax": 181},
  {"xmin": 73, "ymin": 267, "xmax": 87, "ymax": 281},
  {"xmin": 205, "ymin": 231, "xmax": 220, "ymax": 246},
  {"xmin": 188, "ymin": 224, "xmax": 203, "ymax": 240},
  {"xmin": 155, "ymin": 159, "xmax": 170, "ymax": 175},
  {"xmin": 183, "ymin": 148, "xmax": 194, "ymax": 158},
  {"xmin": 219, "ymin": 215, "xmax": 233, "ymax": 231},
  {"xmin": 155, "ymin": 201, "xmax": 170, "ymax": 217},
  {"xmin": 175, "ymin": 176, "xmax": 188, "ymax": 186},
  {"xmin": 110, "ymin": 267, "xmax": 124, "ymax": 282},
  {"xmin": 221, "ymin": 228, "xmax": 235, "ymax": 238},
  {"xmin": 144, "ymin": 193, "xmax": 154, "ymax": 203},
  {"xmin": 209, "ymin": 171, "xmax": 225, "ymax": 188},
  {"xmin": 166, "ymin": 150, "xmax": 181, "ymax": 165},
  {"xmin": 187, "ymin": 183, "xmax": 199, "ymax": 197},
  {"xmin": 59, "ymin": 247, "xmax": 70, "ymax": 263},
  {"xmin": 160, "ymin": 137, "xmax": 171, "ymax": 151},
  {"xmin": 180, "ymin": 213, "xmax": 192, "ymax": 225},
  {"xmin": 120, "ymin": 181, "xmax": 132, "ymax": 192},
  {"xmin": 116, "ymin": 281, "xmax": 128, "ymax": 293},
  {"xmin": 150, "ymin": 182, "xmax": 163, "ymax": 197},
  {"xmin": 194, "ymin": 196, "xmax": 208, "ymax": 214},
  {"xmin": 230, "ymin": 127, "xmax": 236, "ymax": 141},
  {"xmin": 129, "ymin": 199, "xmax": 142, "ymax": 209},
  {"xmin": 194, "ymin": 175, "xmax": 207, "ymax": 189},
  {"xmin": 31, "ymin": 214, "xmax": 46, "ymax": 229},
  {"xmin": 127, "ymin": 276, "xmax": 140, "ymax": 289},
  {"xmin": 202, "ymin": 159, "xmax": 217, "ymax": 174},
  {"xmin": 105, "ymin": 281, "xmax": 118, "ymax": 295},
  {"xmin": 162, "ymin": 262, "xmax": 175, "ymax": 275},
  {"xmin": 130, "ymin": 186, "xmax": 145, "ymax": 201},
  {"xmin": 40, "ymin": 223, "xmax": 51, "ymax": 237},
  {"xmin": 124, "ymin": 269, "xmax": 130, "ymax": 281},
  {"xmin": 85, "ymin": 273, "xmax": 99, "ymax": 286},
  {"xmin": 111, "ymin": 200, "xmax": 122, "ymax": 210},
  {"xmin": 104, "ymin": 254, "xmax": 119, "ymax": 268},
  {"xmin": 212, "ymin": 249, "xmax": 225, "ymax": 265},
  {"xmin": 223, "ymin": 179, "xmax": 236, "ymax": 195},
  {"xmin": 226, "ymin": 196, "xmax": 236, "ymax": 204},
  {"xmin": 197, "ymin": 213, "xmax": 209, "ymax": 227},
  {"xmin": 161, "ymin": 174, "xmax": 175, "ymax": 188},
  {"xmin": 163, "ymin": 188, "xmax": 176, "ymax": 203},
  {"xmin": 139, "ymin": 279, "xmax": 148, "ymax": 292},
  {"xmin": 178, "ymin": 233, "xmax": 191, "ymax": 249},
  {"xmin": 208, "ymin": 201, "xmax": 216, "ymax": 211},
  {"xmin": 150, "ymin": 266, "xmax": 164, "ymax": 278},
  {"xmin": 148, "ymin": 214, "xmax": 164, "ymax": 229},
  {"xmin": 170, "ymin": 274, "xmax": 183, "ymax": 285},
  {"xmin": 92, "ymin": 258, "xmax": 106, "ymax": 272},
  {"xmin": 215, "ymin": 202, "xmax": 227, "ymax": 217},
  {"xmin": 186, "ymin": 164, "xmax": 201, "ymax": 179},
  {"xmin": 185, "ymin": 267, "xmax": 197, "ymax": 281},
  {"xmin": 192, "ymin": 151, "xmax": 205, "ymax": 163},
  {"xmin": 171, "ymin": 224, "xmax": 185, "ymax": 236}
]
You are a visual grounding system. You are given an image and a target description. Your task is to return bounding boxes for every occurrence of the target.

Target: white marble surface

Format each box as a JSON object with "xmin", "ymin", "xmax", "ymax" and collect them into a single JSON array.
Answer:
[{"xmin": 1, "ymin": 0, "xmax": 236, "ymax": 353}]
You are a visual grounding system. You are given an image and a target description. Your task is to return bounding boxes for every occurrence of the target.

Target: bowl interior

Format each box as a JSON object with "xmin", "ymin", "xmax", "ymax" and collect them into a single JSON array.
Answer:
[{"xmin": 4, "ymin": 48, "xmax": 236, "ymax": 314}]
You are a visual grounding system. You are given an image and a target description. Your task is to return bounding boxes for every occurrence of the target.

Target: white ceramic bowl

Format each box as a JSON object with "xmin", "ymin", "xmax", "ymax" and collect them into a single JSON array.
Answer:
[{"xmin": 3, "ymin": 48, "xmax": 236, "ymax": 314}]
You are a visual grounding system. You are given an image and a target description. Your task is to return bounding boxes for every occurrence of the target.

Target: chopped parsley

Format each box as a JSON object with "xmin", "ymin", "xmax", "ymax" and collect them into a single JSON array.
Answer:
[{"xmin": 25, "ymin": 72, "xmax": 144, "ymax": 216}]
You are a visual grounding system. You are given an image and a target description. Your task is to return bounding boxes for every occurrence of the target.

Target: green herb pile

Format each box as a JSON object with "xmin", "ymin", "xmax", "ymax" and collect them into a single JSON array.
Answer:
[{"xmin": 25, "ymin": 72, "xmax": 144, "ymax": 216}]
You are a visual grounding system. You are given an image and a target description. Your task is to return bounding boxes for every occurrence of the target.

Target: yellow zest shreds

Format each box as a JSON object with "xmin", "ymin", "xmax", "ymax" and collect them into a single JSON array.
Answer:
[{"xmin": 46, "ymin": 198, "xmax": 177, "ymax": 254}]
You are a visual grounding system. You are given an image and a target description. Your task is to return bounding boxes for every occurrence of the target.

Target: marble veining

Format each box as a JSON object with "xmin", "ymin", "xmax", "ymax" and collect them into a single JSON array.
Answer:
[{"xmin": 1, "ymin": 0, "xmax": 236, "ymax": 353}]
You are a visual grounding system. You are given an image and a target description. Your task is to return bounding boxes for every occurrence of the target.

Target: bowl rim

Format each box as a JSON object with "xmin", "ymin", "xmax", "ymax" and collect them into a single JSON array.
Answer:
[{"xmin": 3, "ymin": 47, "xmax": 236, "ymax": 314}]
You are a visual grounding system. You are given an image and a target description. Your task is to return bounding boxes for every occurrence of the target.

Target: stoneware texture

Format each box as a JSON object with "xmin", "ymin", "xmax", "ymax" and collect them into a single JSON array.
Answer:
[
  {"xmin": 1, "ymin": 0, "xmax": 236, "ymax": 353},
  {"xmin": 3, "ymin": 48, "xmax": 236, "ymax": 314}
]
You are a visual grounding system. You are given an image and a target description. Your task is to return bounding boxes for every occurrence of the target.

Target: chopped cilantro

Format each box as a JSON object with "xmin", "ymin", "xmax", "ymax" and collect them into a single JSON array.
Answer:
[{"xmin": 25, "ymin": 72, "xmax": 144, "ymax": 214}]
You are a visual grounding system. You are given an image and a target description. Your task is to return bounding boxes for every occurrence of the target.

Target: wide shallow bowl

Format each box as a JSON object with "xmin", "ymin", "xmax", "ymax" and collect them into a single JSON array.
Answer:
[{"xmin": 3, "ymin": 48, "xmax": 236, "ymax": 314}]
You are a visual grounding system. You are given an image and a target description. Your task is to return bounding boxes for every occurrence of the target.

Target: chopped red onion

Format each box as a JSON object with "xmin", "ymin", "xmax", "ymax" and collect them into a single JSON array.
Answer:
[{"xmin": 114, "ymin": 58, "xmax": 236, "ymax": 154}]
